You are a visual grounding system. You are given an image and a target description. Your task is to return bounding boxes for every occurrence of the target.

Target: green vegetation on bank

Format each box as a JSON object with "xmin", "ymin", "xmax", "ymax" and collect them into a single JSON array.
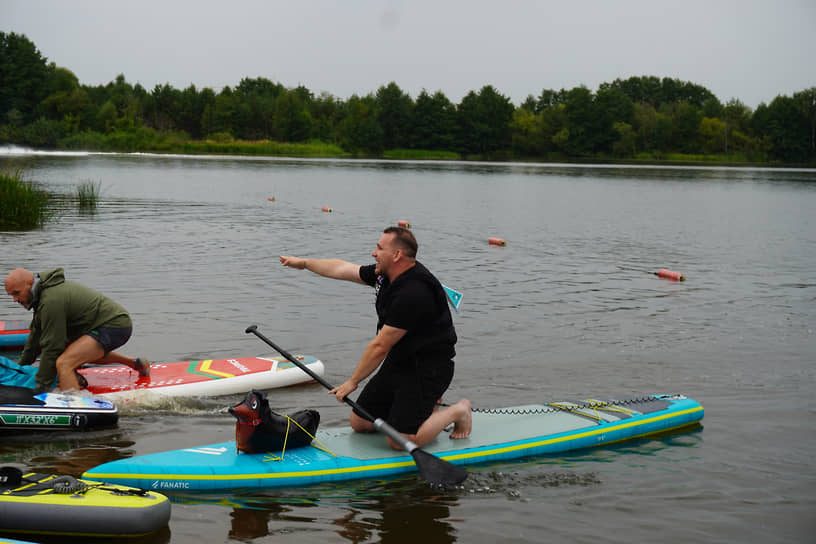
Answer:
[
  {"xmin": 175, "ymin": 138, "xmax": 348, "ymax": 158},
  {"xmin": 2, "ymin": 31, "xmax": 815, "ymax": 165},
  {"xmin": 0, "ymin": 169, "xmax": 49, "ymax": 229}
]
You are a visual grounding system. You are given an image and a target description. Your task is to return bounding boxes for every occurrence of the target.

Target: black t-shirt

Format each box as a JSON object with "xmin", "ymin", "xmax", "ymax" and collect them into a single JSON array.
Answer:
[{"xmin": 359, "ymin": 262, "xmax": 456, "ymax": 367}]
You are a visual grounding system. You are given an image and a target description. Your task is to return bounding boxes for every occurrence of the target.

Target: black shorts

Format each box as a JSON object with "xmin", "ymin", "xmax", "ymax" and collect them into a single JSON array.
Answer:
[
  {"xmin": 87, "ymin": 326, "xmax": 132, "ymax": 354},
  {"xmin": 353, "ymin": 359, "xmax": 454, "ymax": 435}
]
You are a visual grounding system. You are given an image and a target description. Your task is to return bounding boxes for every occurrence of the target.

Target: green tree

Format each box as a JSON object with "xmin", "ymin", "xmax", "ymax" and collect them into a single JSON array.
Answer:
[
  {"xmin": 794, "ymin": 87, "xmax": 816, "ymax": 157},
  {"xmin": 410, "ymin": 90, "xmax": 456, "ymax": 150},
  {"xmin": 520, "ymin": 95, "xmax": 537, "ymax": 113},
  {"xmin": 510, "ymin": 108, "xmax": 539, "ymax": 156},
  {"xmin": 375, "ymin": 82, "xmax": 413, "ymax": 149},
  {"xmin": 561, "ymin": 86, "xmax": 596, "ymax": 155},
  {"xmin": 536, "ymin": 88, "xmax": 567, "ymax": 112},
  {"xmin": 308, "ymin": 91, "xmax": 343, "ymax": 143},
  {"xmin": 273, "ymin": 89, "xmax": 312, "ymax": 142},
  {"xmin": 632, "ymin": 102, "xmax": 657, "ymax": 151},
  {"xmin": 510, "ymin": 101, "xmax": 566, "ymax": 157},
  {"xmin": 593, "ymin": 87, "xmax": 634, "ymax": 153},
  {"xmin": 722, "ymin": 98, "xmax": 751, "ymax": 154},
  {"xmin": 339, "ymin": 94, "xmax": 383, "ymax": 153},
  {"xmin": 653, "ymin": 112, "xmax": 673, "ymax": 153},
  {"xmin": 610, "ymin": 76, "xmax": 715, "ymax": 108},
  {"xmin": 612, "ymin": 121, "xmax": 636, "ymax": 157},
  {"xmin": 699, "ymin": 117, "xmax": 727, "ymax": 154},
  {"xmin": 753, "ymin": 94, "xmax": 810, "ymax": 162},
  {"xmin": 456, "ymin": 85, "xmax": 514, "ymax": 155},
  {"xmin": 21, "ymin": 117, "xmax": 63, "ymax": 147},
  {"xmin": 175, "ymin": 84, "xmax": 206, "ymax": 138},
  {"xmin": 40, "ymin": 67, "xmax": 90, "ymax": 132},
  {"xmin": 660, "ymin": 102, "xmax": 702, "ymax": 153},
  {"xmin": 0, "ymin": 32, "xmax": 51, "ymax": 124},
  {"xmin": 96, "ymin": 100, "xmax": 118, "ymax": 133},
  {"xmin": 148, "ymin": 83, "xmax": 180, "ymax": 131},
  {"xmin": 211, "ymin": 87, "xmax": 237, "ymax": 138},
  {"xmin": 236, "ymin": 77, "xmax": 284, "ymax": 99}
]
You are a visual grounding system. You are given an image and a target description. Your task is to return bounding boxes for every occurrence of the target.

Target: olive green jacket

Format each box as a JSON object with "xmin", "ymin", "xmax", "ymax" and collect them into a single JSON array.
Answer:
[{"xmin": 19, "ymin": 268, "xmax": 131, "ymax": 390}]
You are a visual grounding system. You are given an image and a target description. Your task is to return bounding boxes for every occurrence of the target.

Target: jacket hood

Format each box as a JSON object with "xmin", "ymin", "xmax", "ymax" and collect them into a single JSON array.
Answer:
[
  {"xmin": 31, "ymin": 268, "xmax": 65, "ymax": 307},
  {"xmin": 38, "ymin": 268, "xmax": 65, "ymax": 288}
]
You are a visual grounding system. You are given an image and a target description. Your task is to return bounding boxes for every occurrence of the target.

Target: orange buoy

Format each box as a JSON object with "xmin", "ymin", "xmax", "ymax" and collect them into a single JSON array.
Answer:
[
  {"xmin": 488, "ymin": 237, "xmax": 506, "ymax": 246},
  {"xmin": 322, "ymin": 206, "xmax": 333, "ymax": 213},
  {"xmin": 267, "ymin": 196, "xmax": 275, "ymax": 201},
  {"xmin": 656, "ymin": 269, "xmax": 685, "ymax": 281},
  {"xmin": 398, "ymin": 220, "xmax": 411, "ymax": 228}
]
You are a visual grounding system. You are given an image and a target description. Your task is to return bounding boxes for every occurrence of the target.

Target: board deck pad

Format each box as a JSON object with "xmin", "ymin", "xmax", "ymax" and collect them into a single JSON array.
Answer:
[
  {"xmin": 83, "ymin": 394, "xmax": 704, "ymax": 492},
  {"xmin": 80, "ymin": 354, "xmax": 324, "ymax": 398}
]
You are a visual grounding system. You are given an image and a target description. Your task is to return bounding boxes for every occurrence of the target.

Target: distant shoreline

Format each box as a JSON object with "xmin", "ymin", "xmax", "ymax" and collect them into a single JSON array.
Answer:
[{"xmin": 2, "ymin": 142, "xmax": 813, "ymax": 170}]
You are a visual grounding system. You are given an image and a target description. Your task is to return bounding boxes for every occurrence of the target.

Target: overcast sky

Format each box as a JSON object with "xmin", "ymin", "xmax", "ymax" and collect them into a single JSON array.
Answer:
[{"xmin": 4, "ymin": 0, "xmax": 814, "ymax": 109}]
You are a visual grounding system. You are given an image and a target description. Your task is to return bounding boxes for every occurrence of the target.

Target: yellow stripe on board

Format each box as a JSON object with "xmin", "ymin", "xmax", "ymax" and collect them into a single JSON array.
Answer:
[
  {"xmin": 198, "ymin": 360, "xmax": 234, "ymax": 378},
  {"xmin": 88, "ymin": 459, "xmax": 417, "ymax": 483}
]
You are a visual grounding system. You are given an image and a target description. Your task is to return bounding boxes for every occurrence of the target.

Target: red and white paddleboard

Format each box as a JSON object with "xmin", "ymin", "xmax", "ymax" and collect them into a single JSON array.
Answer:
[
  {"xmin": 80, "ymin": 354, "xmax": 324, "ymax": 400},
  {"xmin": 0, "ymin": 320, "xmax": 29, "ymax": 349}
]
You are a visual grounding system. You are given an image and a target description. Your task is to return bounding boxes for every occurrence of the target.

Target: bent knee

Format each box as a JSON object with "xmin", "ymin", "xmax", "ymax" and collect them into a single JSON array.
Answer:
[
  {"xmin": 55, "ymin": 355, "xmax": 82, "ymax": 372},
  {"xmin": 349, "ymin": 413, "xmax": 375, "ymax": 433}
]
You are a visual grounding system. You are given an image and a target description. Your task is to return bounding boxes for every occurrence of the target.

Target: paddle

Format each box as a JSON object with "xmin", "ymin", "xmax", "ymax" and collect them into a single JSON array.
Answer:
[{"xmin": 245, "ymin": 325, "xmax": 468, "ymax": 487}]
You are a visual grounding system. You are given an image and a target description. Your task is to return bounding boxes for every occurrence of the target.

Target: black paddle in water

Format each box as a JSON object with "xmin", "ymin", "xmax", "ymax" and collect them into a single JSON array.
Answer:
[{"xmin": 245, "ymin": 325, "xmax": 468, "ymax": 487}]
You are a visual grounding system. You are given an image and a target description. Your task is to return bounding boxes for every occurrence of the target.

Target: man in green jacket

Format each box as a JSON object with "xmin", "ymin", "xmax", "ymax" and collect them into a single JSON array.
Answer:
[{"xmin": 4, "ymin": 268, "xmax": 149, "ymax": 392}]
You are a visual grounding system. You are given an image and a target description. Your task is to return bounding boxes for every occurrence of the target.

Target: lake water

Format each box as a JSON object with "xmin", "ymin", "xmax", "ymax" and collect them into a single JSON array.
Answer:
[{"xmin": 1, "ymin": 150, "xmax": 814, "ymax": 543}]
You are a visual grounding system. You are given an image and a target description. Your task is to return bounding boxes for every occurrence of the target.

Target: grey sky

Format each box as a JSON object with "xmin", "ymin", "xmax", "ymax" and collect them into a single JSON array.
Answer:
[{"xmin": 4, "ymin": 0, "xmax": 814, "ymax": 108}]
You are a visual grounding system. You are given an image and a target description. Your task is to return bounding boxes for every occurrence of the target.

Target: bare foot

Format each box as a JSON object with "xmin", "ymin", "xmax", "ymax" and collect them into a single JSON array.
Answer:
[{"xmin": 449, "ymin": 399, "xmax": 472, "ymax": 439}]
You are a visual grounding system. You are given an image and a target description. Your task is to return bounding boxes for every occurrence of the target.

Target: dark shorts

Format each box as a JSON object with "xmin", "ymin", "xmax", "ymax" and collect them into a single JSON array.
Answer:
[
  {"xmin": 353, "ymin": 359, "xmax": 454, "ymax": 435},
  {"xmin": 87, "ymin": 326, "xmax": 132, "ymax": 354}
]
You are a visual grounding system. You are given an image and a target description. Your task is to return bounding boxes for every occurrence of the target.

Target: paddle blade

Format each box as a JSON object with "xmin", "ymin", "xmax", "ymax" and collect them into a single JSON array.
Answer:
[{"xmin": 411, "ymin": 449, "xmax": 468, "ymax": 487}]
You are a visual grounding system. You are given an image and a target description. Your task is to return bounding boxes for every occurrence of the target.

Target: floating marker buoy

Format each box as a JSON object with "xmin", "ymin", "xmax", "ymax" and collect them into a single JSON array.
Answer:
[
  {"xmin": 398, "ymin": 220, "xmax": 411, "ymax": 228},
  {"xmin": 656, "ymin": 269, "xmax": 685, "ymax": 281},
  {"xmin": 322, "ymin": 206, "xmax": 333, "ymax": 213},
  {"xmin": 267, "ymin": 196, "xmax": 275, "ymax": 201},
  {"xmin": 488, "ymin": 237, "xmax": 506, "ymax": 246}
]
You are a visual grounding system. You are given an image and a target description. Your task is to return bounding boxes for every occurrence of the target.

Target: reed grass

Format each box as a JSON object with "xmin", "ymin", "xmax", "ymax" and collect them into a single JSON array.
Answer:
[
  {"xmin": 76, "ymin": 180, "xmax": 101, "ymax": 211},
  {"xmin": 0, "ymin": 169, "xmax": 49, "ymax": 229}
]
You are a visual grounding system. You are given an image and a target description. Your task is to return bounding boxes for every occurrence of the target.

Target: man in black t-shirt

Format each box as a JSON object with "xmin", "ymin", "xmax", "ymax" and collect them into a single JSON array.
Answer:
[{"xmin": 280, "ymin": 226, "xmax": 471, "ymax": 450}]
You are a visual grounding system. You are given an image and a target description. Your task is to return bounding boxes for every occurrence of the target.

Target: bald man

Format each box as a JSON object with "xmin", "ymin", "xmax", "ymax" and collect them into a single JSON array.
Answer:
[{"xmin": 4, "ymin": 268, "xmax": 149, "ymax": 391}]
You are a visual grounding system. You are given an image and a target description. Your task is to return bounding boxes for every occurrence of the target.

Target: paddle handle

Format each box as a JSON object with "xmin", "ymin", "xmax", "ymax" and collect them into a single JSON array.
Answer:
[{"xmin": 245, "ymin": 325, "xmax": 416, "ymax": 450}]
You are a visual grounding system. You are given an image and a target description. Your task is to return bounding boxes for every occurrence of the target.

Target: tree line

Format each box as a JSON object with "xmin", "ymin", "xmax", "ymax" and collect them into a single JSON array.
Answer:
[{"xmin": 2, "ymin": 31, "xmax": 814, "ymax": 163}]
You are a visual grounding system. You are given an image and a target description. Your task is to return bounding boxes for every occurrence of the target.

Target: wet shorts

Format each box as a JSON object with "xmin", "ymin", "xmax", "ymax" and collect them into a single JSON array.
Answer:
[
  {"xmin": 353, "ymin": 358, "xmax": 454, "ymax": 435},
  {"xmin": 87, "ymin": 326, "xmax": 132, "ymax": 354}
]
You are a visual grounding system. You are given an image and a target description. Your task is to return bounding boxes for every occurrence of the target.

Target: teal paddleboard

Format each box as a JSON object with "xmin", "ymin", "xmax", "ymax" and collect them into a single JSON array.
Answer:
[{"xmin": 83, "ymin": 394, "xmax": 703, "ymax": 492}]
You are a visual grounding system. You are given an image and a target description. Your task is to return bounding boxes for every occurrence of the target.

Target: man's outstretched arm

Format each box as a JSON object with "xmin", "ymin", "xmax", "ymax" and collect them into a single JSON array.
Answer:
[{"xmin": 280, "ymin": 256, "xmax": 364, "ymax": 284}]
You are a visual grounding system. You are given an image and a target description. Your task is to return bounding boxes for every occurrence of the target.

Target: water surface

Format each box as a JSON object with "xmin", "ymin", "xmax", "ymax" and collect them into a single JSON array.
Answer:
[{"xmin": 1, "ymin": 152, "xmax": 814, "ymax": 543}]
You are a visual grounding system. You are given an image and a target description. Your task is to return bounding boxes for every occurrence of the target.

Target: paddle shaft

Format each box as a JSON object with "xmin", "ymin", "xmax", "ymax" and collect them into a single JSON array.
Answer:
[
  {"xmin": 245, "ymin": 325, "xmax": 468, "ymax": 486},
  {"xmin": 245, "ymin": 325, "xmax": 413, "ymax": 450}
]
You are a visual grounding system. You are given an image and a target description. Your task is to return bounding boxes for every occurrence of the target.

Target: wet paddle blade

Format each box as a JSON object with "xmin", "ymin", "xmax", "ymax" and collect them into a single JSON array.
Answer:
[{"xmin": 411, "ymin": 449, "xmax": 468, "ymax": 487}]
